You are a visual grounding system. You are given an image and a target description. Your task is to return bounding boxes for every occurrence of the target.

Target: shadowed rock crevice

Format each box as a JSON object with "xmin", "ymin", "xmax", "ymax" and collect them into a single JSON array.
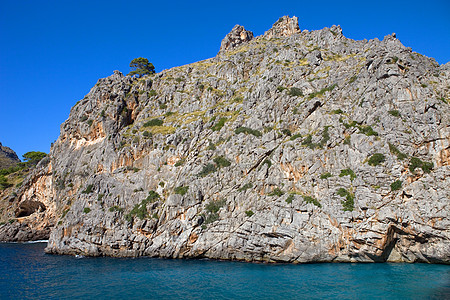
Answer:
[{"xmin": 16, "ymin": 200, "xmax": 46, "ymax": 218}]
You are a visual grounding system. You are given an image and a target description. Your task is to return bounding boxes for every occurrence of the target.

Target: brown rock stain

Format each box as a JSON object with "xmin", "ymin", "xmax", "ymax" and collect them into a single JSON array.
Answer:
[
  {"xmin": 167, "ymin": 155, "xmax": 180, "ymax": 166},
  {"xmin": 280, "ymin": 163, "xmax": 308, "ymax": 182},
  {"xmin": 188, "ymin": 232, "xmax": 198, "ymax": 244}
]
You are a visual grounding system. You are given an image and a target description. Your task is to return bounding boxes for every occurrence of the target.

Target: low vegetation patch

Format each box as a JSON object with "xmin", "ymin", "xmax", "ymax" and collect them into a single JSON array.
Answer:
[
  {"xmin": 109, "ymin": 206, "xmax": 123, "ymax": 212},
  {"xmin": 211, "ymin": 117, "xmax": 227, "ymax": 131},
  {"xmin": 388, "ymin": 143, "xmax": 407, "ymax": 160},
  {"xmin": 342, "ymin": 120, "xmax": 378, "ymax": 136},
  {"xmin": 174, "ymin": 186, "xmax": 189, "ymax": 196},
  {"xmin": 285, "ymin": 194, "xmax": 295, "ymax": 204},
  {"xmin": 409, "ymin": 157, "xmax": 433, "ymax": 174},
  {"xmin": 268, "ymin": 188, "xmax": 284, "ymax": 197},
  {"xmin": 308, "ymin": 84, "xmax": 337, "ymax": 99},
  {"xmin": 339, "ymin": 168, "xmax": 356, "ymax": 181},
  {"xmin": 82, "ymin": 184, "xmax": 94, "ymax": 194},
  {"xmin": 288, "ymin": 87, "xmax": 303, "ymax": 96},
  {"xmin": 289, "ymin": 133, "xmax": 302, "ymax": 141},
  {"xmin": 337, "ymin": 188, "xmax": 354, "ymax": 211},
  {"xmin": 388, "ymin": 110, "xmax": 400, "ymax": 117},
  {"xmin": 83, "ymin": 207, "xmax": 91, "ymax": 214},
  {"xmin": 320, "ymin": 172, "xmax": 332, "ymax": 179},
  {"xmin": 303, "ymin": 195, "xmax": 321, "ymax": 208},
  {"xmin": 301, "ymin": 126, "xmax": 330, "ymax": 149},
  {"xmin": 174, "ymin": 158, "xmax": 186, "ymax": 167},
  {"xmin": 143, "ymin": 118, "xmax": 163, "ymax": 127},
  {"xmin": 245, "ymin": 210, "xmax": 254, "ymax": 217},
  {"xmin": 197, "ymin": 163, "xmax": 217, "ymax": 177},
  {"xmin": 204, "ymin": 198, "xmax": 226, "ymax": 224},
  {"xmin": 235, "ymin": 126, "xmax": 262, "ymax": 137},
  {"xmin": 390, "ymin": 180, "xmax": 402, "ymax": 191},
  {"xmin": 238, "ymin": 183, "xmax": 253, "ymax": 192},
  {"xmin": 125, "ymin": 191, "xmax": 160, "ymax": 221},
  {"xmin": 281, "ymin": 129, "xmax": 292, "ymax": 136},
  {"xmin": 358, "ymin": 125, "xmax": 378, "ymax": 136},
  {"xmin": 368, "ymin": 153, "xmax": 386, "ymax": 166},
  {"xmin": 213, "ymin": 156, "xmax": 231, "ymax": 168},
  {"xmin": 0, "ymin": 175, "xmax": 12, "ymax": 190}
]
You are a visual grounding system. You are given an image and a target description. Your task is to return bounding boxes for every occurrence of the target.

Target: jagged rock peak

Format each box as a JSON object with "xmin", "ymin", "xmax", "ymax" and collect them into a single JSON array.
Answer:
[
  {"xmin": 219, "ymin": 24, "xmax": 254, "ymax": 52},
  {"xmin": 265, "ymin": 15, "xmax": 300, "ymax": 38}
]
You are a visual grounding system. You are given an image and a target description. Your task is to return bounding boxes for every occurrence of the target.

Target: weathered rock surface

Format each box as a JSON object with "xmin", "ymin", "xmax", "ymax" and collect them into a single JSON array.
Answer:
[
  {"xmin": 2, "ymin": 16, "xmax": 449, "ymax": 263},
  {"xmin": 219, "ymin": 25, "xmax": 254, "ymax": 52},
  {"xmin": 0, "ymin": 158, "xmax": 55, "ymax": 241},
  {"xmin": 0, "ymin": 142, "xmax": 20, "ymax": 169},
  {"xmin": 265, "ymin": 16, "xmax": 300, "ymax": 38}
]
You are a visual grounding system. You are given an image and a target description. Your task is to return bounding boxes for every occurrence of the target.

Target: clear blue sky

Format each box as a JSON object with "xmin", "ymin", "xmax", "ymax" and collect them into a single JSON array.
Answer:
[{"xmin": 1, "ymin": 0, "xmax": 449, "ymax": 159}]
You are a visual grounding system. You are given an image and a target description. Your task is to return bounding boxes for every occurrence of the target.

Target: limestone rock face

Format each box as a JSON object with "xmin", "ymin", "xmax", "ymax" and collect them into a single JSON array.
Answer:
[
  {"xmin": 1, "ymin": 17, "xmax": 449, "ymax": 264},
  {"xmin": 219, "ymin": 25, "xmax": 254, "ymax": 52},
  {"xmin": 265, "ymin": 16, "xmax": 300, "ymax": 38},
  {"xmin": 0, "ymin": 159, "xmax": 55, "ymax": 241},
  {"xmin": 0, "ymin": 142, "xmax": 20, "ymax": 169}
]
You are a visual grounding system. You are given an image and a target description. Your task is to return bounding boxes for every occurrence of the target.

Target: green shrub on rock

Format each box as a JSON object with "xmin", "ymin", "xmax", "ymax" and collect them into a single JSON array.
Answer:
[
  {"xmin": 213, "ymin": 156, "xmax": 231, "ymax": 168},
  {"xmin": 409, "ymin": 157, "xmax": 433, "ymax": 174},
  {"xmin": 174, "ymin": 186, "xmax": 189, "ymax": 196},
  {"xmin": 268, "ymin": 188, "xmax": 284, "ymax": 197},
  {"xmin": 337, "ymin": 188, "xmax": 354, "ymax": 211},
  {"xmin": 368, "ymin": 153, "xmax": 386, "ymax": 166},
  {"xmin": 235, "ymin": 127, "xmax": 262, "ymax": 137},
  {"xmin": 390, "ymin": 180, "xmax": 402, "ymax": 191},
  {"xmin": 211, "ymin": 118, "xmax": 227, "ymax": 131},
  {"xmin": 143, "ymin": 119, "xmax": 163, "ymax": 127},
  {"xmin": 303, "ymin": 195, "xmax": 321, "ymax": 208},
  {"xmin": 197, "ymin": 163, "xmax": 217, "ymax": 177},
  {"xmin": 339, "ymin": 168, "xmax": 356, "ymax": 181}
]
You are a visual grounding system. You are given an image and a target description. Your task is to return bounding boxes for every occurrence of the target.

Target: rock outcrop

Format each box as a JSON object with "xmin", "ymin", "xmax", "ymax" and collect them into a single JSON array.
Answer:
[
  {"xmin": 0, "ymin": 142, "xmax": 20, "ymax": 169},
  {"xmin": 265, "ymin": 16, "xmax": 300, "ymax": 38},
  {"xmin": 2, "ymin": 16, "xmax": 449, "ymax": 263},
  {"xmin": 219, "ymin": 25, "xmax": 254, "ymax": 52},
  {"xmin": 0, "ymin": 158, "xmax": 55, "ymax": 241}
]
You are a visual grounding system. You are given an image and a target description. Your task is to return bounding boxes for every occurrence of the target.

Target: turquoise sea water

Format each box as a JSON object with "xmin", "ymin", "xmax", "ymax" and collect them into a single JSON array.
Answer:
[{"xmin": 0, "ymin": 242, "xmax": 449, "ymax": 299}]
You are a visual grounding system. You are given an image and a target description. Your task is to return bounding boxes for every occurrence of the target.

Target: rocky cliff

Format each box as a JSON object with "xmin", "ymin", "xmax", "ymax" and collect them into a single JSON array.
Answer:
[
  {"xmin": 0, "ymin": 142, "xmax": 20, "ymax": 169},
  {"xmin": 1, "ymin": 16, "xmax": 449, "ymax": 263}
]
